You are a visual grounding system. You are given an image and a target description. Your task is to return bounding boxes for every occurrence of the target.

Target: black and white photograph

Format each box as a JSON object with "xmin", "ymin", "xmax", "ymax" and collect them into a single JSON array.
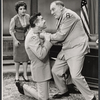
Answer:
[{"xmin": 3, "ymin": 0, "xmax": 98, "ymax": 100}]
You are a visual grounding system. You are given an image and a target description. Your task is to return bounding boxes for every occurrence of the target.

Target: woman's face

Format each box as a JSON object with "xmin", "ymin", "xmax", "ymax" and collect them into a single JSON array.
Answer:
[{"xmin": 18, "ymin": 6, "xmax": 26, "ymax": 16}]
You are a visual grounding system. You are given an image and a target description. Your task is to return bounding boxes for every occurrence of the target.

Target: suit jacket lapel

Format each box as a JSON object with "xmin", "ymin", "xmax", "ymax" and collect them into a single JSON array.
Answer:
[{"xmin": 56, "ymin": 15, "xmax": 63, "ymax": 29}]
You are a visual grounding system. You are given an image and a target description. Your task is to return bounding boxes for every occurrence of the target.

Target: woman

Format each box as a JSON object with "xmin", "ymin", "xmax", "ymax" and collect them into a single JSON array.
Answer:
[{"xmin": 9, "ymin": 1, "xmax": 30, "ymax": 82}]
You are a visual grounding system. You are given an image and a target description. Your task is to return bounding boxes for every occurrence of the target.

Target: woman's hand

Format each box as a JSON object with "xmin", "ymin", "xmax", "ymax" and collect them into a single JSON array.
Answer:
[{"xmin": 14, "ymin": 40, "xmax": 20, "ymax": 47}]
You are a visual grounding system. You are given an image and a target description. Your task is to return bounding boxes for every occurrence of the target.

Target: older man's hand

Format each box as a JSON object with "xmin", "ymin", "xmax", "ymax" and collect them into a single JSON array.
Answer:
[
  {"xmin": 44, "ymin": 33, "xmax": 51, "ymax": 42},
  {"xmin": 40, "ymin": 32, "xmax": 51, "ymax": 41},
  {"xmin": 40, "ymin": 32, "xmax": 58, "ymax": 44}
]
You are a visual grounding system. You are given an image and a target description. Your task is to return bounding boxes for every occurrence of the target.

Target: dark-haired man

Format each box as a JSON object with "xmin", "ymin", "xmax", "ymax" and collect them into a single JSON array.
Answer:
[{"xmin": 16, "ymin": 13, "xmax": 52, "ymax": 100}]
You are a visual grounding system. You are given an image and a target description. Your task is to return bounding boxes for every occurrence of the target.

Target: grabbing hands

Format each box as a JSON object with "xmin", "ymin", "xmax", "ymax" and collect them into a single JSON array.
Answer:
[
  {"xmin": 40, "ymin": 32, "xmax": 51, "ymax": 42},
  {"xmin": 40, "ymin": 32, "xmax": 58, "ymax": 44},
  {"xmin": 45, "ymin": 33, "xmax": 51, "ymax": 41}
]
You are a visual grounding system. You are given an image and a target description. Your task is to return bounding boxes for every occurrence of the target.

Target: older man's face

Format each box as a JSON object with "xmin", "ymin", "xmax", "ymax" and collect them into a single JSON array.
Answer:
[{"xmin": 50, "ymin": 3, "xmax": 62, "ymax": 19}]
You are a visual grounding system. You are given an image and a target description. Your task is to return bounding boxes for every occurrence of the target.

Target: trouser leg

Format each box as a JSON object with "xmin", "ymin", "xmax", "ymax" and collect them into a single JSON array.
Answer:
[
  {"xmin": 67, "ymin": 55, "xmax": 94, "ymax": 100},
  {"xmin": 52, "ymin": 59, "xmax": 69, "ymax": 94},
  {"xmin": 37, "ymin": 81, "xmax": 49, "ymax": 100},
  {"xmin": 23, "ymin": 84, "xmax": 38, "ymax": 99},
  {"xmin": 23, "ymin": 81, "xmax": 49, "ymax": 100},
  {"xmin": 65, "ymin": 69, "xmax": 72, "ymax": 85}
]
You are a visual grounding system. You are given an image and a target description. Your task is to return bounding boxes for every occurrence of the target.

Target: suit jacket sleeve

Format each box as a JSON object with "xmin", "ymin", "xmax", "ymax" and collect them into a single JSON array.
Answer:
[
  {"xmin": 28, "ymin": 36, "xmax": 52, "ymax": 60},
  {"xmin": 50, "ymin": 14, "xmax": 79, "ymax": 41}
]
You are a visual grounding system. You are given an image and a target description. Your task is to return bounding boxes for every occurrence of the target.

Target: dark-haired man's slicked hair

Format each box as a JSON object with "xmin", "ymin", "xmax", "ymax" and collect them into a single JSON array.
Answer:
[{"xmin": 29, "ymin": 13, "xmax": 41, "ymax": 28}]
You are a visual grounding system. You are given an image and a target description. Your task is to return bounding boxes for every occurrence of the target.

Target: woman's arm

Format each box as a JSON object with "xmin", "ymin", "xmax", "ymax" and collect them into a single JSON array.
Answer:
[{"xmin": 9, "ymin": 17, "xmax": 20, "ymax": 46}]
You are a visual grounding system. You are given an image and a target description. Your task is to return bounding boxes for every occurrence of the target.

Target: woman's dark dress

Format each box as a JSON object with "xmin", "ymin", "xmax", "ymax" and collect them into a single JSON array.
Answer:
[{"xmin": 10, "ymin": 14, "xmax": 30, "ymax": 62}]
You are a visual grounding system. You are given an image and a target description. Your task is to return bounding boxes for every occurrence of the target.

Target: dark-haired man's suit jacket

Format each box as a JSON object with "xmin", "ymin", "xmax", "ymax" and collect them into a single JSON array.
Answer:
[{"xmin": 25, "ymin": 29, "xmax": 52, "ymax": 82}]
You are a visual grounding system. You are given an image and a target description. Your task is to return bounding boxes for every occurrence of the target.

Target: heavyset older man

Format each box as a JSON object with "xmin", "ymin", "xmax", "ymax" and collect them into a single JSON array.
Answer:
[{"xmin": 41, "ymin": 1, "xmax": 96, "ymax": 100}]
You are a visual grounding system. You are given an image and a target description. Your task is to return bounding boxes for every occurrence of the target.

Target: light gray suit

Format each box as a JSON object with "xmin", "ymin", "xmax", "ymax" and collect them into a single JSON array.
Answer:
[
  {"xmin": 50, "ymin": 8, "xmax": 94, "ymax": 100},
  {"xmin": 25, "ymin": 28, "xmax": 52, "ymax": 82},
  {"xmin": 25, "ymin": 28, "xmax": 53, "ymax": 100}
]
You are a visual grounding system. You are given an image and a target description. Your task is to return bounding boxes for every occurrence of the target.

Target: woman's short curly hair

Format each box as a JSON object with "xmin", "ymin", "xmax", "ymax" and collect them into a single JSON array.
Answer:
[{"xmin": 15, "ymin": 1, "xmax": 27, "ymax": 13}]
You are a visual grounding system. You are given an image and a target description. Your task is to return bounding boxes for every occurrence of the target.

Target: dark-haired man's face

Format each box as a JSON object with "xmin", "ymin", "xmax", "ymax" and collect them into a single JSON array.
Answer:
[
  {"xmin": 18, "ymin": 6, "xmax": 26, "ymax": 16},
  {"xmin": 36, "ymin": 15, "xmax": 46, "ymax": 29}
]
